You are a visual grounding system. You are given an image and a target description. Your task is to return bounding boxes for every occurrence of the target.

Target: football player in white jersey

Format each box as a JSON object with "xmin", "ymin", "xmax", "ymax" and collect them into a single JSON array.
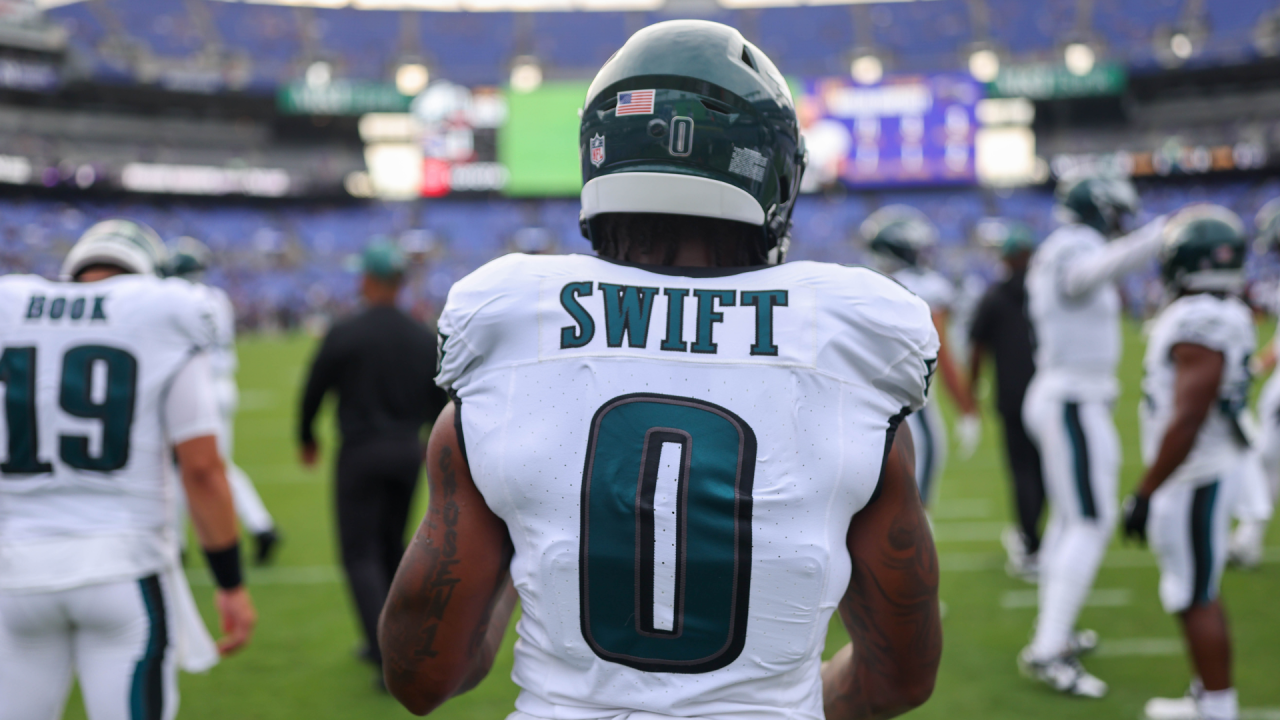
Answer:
[
  {"xmin": 0, "ymin": 220, "xmax": 256, "ymax": 720},
  {"xmin": 379, "ymin": 20, "xmax": 942, "ymax": 720},
  {"xmin": 1121, "ymin": 207, "xmax": 1253, "ymax": 720},
  {"xmin": 861, "ymin": 206, "xmax": 980, "ymax": 505},
  {"xmin": 1225, "ymin": 199, "xmax": 1280, "ymax": 567},
  {"xmin": 168, "ymin": 237, "xmax": 282, "ymax": 564},
  {"xmin": 1019, "ymin": 176, "xmax": 1167, "ymax": 697}
]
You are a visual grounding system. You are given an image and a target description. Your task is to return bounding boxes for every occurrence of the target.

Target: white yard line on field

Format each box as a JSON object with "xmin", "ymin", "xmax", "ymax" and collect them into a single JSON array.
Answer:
[
  {"xmin": 188, "ymin": 565, "xmax": 341, "ymax": 587},
  {"xmin": 941, "ymin": 547, "xmax": 1280, "ymax": 573},
  {"xmin": 999, "ymin": 588, "xmax": 1131, "ymax": 609},
  {"xmin": 1093, "ymin": 637, "xmax": 1182, "ymax": 657}
]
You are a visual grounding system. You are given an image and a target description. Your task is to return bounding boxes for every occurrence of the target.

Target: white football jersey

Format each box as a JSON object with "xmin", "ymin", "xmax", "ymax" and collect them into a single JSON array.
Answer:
[
  {"xmin": 892, "ymin": 266, "xmax": 954, "ymax": 313},
  {"xmin": 1026, "ymin": 224, "xmax": 1122, "ymax": 391},
  {"xmin": 1140, "ymin": 293, "xmax": 1255, "ymax": 485},
  {"xmin": 437, "ymin": 253, "xmax": 939, "ymax": 720},
  {"xmin": 0, "ymin": 273, "xmax": 218, "ymax": 591},
  {"xmin": 190, "ymin": 281, "xmax": 239, "ymax": 447}
]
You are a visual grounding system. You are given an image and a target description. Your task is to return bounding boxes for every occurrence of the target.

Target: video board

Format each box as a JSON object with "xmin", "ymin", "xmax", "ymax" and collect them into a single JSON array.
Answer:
[{"xmin": 798, "ymin": 74, "xmax": 981, "ymax": 190}]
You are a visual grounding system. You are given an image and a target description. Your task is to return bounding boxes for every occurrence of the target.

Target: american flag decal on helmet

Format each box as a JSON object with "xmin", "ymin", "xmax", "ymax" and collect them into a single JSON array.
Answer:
[{"xmin": 616, "ymin": 90, "xmax": 655, "ymax": 116}]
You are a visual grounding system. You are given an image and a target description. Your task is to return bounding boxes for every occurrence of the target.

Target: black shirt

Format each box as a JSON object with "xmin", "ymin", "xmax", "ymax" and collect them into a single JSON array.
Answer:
[
  {"xmin": 968, "ymin": 269, "xmax": 1036, "ymax": 418},
  {"xmin": 299, "ymin": 305, "xmax": 449, "ymax": 448}
]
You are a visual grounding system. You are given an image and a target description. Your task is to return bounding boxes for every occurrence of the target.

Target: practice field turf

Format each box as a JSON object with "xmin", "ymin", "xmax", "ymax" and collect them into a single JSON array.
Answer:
[{"xmin": 62, "ymin": 324, "xmax": 1280, "ymax": 720}]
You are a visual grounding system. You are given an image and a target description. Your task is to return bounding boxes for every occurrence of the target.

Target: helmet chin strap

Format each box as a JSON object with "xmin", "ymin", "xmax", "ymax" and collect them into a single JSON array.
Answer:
[{"xmin": 766, "ymin": 235, "xmax": 790, "ymax": 265}]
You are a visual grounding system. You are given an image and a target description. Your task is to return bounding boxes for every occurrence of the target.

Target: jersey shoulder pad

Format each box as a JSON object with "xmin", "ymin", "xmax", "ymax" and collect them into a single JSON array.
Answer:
[
  {"xmin": 436, "ymin": 253, "xmax": 551, "ymax": 391},
  {"xmin": 1162, "ymin": 294, "xmax": 1253, "ymax": 353},
  {"xmin": 805, "ymin": 264, "xmax": 941, "ymax": 413}
]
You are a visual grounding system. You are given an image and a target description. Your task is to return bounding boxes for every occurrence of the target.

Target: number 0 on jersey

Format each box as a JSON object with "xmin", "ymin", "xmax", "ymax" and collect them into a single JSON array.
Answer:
[{"xmin": 579, "ymin": 393, "xmax": 756, "ymax": 673}]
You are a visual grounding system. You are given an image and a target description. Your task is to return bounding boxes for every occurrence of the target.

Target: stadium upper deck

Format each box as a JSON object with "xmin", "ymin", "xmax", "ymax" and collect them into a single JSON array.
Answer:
[{"xmin": 43, "ymin": 0, "xmax": 1279, "ymax": 91}]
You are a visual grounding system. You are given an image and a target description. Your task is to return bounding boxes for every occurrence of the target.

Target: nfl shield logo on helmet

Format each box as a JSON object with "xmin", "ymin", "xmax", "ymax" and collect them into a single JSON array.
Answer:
[{"xmin": 590, "ymin": 134, "xmax": 605, "ymax": 168}]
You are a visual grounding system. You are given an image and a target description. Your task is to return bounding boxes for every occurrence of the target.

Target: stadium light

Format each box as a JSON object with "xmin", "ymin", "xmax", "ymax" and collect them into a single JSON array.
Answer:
[
  {"xmin": 305, "ymin": 61, "xmax": 332, "ymax": 87},
  {"xmin": 396, "ymin": 63, "xmax": 430, "ymax": 96},
  {"xmin": 968, "ymin": 49, "xmax": 1000, "ymax": 83},
  {"xmin": 510, "ymin": 57, "xmax": 543, "ymax": 93},
  {"xmin": 1064, "ymin": 43, "xmax": 1095, "ymax": 76},
  {"xmin": 1170, "ymin": 33, "xmax": 1194, "ymax": 60},
  {"xmin": 850, "ymin": 55, "xmax": 883, "ymax": 85}
]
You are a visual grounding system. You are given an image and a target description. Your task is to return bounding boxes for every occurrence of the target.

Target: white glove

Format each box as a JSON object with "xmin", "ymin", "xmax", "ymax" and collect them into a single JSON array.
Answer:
[{"xmin": 956, "ymin": 413, "xmax": 982, "ymax": 459}]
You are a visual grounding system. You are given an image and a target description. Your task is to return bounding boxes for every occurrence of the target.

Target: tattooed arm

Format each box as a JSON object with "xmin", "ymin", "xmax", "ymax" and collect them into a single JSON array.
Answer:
[
  {"xmin": 379, "ymin": 402, "xmax": 516, "ymax": 715},
  {"xmin": 822, "ymin": 421, "xmax": 942, "ymax": 720}
]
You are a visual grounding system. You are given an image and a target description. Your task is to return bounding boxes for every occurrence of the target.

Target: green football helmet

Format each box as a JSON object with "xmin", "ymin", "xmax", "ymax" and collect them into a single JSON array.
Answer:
[
  {"xmin": 975, "ymin": 217, "xmax": 1036, "ymax": 257},
  {"xmin": 1055, "ymin": 176, "xmax": 1140, "ymax": 237},
  {"xmin": 1160, "ymin": 204, "xmax": 1247, "ymax": 294},
  {"xmin": 578, "ymin": 20, "xmax": 806, "ymax": 264},
  {"xmin": 861, "ymin": 205, "xmax": 938, "ymax": 270},
  {"xmin": 61, "ymin": 219, "xmax": 168, "ymax": 280},
  {"xmin": 1253, "ymin": 197, "xmax": 1280, "ymax": 252},
  {"xmin": 167, "ymin": 236, "xmax": 211, "ymax": 279}
]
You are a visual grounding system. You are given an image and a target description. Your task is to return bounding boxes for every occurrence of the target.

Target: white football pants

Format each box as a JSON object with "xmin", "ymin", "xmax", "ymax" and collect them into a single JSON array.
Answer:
[
  {"xmin": 228, "ymin": 462, "xmax": 274, "ymax": 536},
  {"xmin": 906, "ymin": 402, "xmax": 947, "ymax": 506},
  {"xmin": 0, "ymin": 575, "xmax": 178, "ymax": 720},
  {"xmin": 1022, "ymin": 378, "xmax": 1119, "ymax": 659},
  {"xmin": 1238, "ymin": 372, "xmax": 1280, "ymax": 524},
  {"xmin": 1150, "ymin": 477, "xmax": 1234, "ymax": 613}
]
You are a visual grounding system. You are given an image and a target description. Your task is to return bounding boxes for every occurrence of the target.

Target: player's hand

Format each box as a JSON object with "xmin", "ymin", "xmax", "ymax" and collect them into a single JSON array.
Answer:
[
  {"xmin": 215, "ymin": 586, "xmax": 257, "ymax": 656},
  {"xmin": 1121, "ymin": 492, "xmax": 1151, "ymax": 544},
  {"xmin": 299, "ymin": 441, "xmax": 319, "ymax": 468},
  {"xmin": 956, "ymin": 413, "xmax": 982, "ymax": 459}
]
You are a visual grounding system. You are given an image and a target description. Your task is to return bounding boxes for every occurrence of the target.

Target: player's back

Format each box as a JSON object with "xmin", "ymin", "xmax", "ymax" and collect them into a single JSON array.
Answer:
[
  {"xmin": 0, "ymin": 273, "xmax": 213, "ymax": 592},
  {"xmin": 1140, "ymin": 292, "xmax": 1255, "ymax": 484},
  {"xmin": 1026, "ymin": 223, "xmax": 1122, "ymax": 383},
  {"xmin": 437, "ymin": 253, "xmax": 938, "ymax": 720}
]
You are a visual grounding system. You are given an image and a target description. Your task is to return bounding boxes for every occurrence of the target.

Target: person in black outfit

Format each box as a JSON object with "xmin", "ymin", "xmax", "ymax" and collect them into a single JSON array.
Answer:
[
  {"xmin": 298, "ymin": 241, "xmax": 449, "ymax": 683},
  {"xmin": 968, "ymin": 221, "xmax": 1044, "ymax": 583}
]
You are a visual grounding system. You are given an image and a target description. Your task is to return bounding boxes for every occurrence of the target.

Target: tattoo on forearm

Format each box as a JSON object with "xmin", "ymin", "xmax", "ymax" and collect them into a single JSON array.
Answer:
[
  {"xmin": 383, "ymin": 445, "xmax": 462, "ymax": 687},
  {"xmin": 833, "ymin": 437, "xmax": 941, "ymax": 719}
]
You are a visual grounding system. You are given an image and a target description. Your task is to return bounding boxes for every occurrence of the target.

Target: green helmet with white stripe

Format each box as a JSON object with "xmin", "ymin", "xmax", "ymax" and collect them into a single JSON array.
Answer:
[
  {"xmin": 861, "ymin": 205, "xmax": 938, "ymax": 270},
  {"xmin": 61, "ymin": 219, "xmax": 168, "ymax": 280},
  {"xmin": 167, "ymin": 236, "xmax": 212, "ymax": 279},
  {"xmin": 1253, "ymin": 197, "xmax": 1280, "ymax": 252},
  {"xmin": 1160, "ymin": 204, "xmax": 1247, "ymax": 294},
  {"xmin": 578, "ymin": 20, "xmax": 807, "ymax": 264},
  {"xmin": 1055, "ymin": 176, "xmax": 1140, "ymax": 238}
]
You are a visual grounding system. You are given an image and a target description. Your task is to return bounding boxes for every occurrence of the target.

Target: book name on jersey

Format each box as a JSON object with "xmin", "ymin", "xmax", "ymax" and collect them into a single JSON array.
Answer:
[
  {"xmin": 544, "ymin": 280, "xmax": 817, "ymax": 366},
  {"xmin": 23, "ymin": 293, "xmax": 108, "ymax": 323}
]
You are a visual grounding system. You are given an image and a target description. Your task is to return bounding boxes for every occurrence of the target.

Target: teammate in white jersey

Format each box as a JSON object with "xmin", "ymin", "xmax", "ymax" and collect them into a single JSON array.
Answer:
[
  {"xmin": 168, "ymin": 237, "xmax": 281, "ymax": 564},
  {"xmin": 0, "ymin": 220, "xmax": 256, "ymax": 720},
  {"xmin": 1019, "ymin": 176, "xmax": 1168, "ymax": 697},
  {"xmin": 1225, "ymin": 199, "xmax": 1280, "ymax": 567},
  {"xmin": 861, "ymin": 206, "xmax": 980, "ymax": 504},
  {"xmin": 380, "ymin": 21, "xmax": 942, "ymax": 720},
  {"xmin": 1121, "ymin": 207, "xmax": 1252, "ymax": 720}
]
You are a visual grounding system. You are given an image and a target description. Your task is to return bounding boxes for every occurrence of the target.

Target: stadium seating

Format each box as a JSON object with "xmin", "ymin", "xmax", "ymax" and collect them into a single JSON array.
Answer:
[
  {"xmin": 42, "ymin": 0, "xmax": 1280, "ymax": 92},
  {"xmin": 6, "ymin": 179, "xmax": 1279, "ymax": 328}
]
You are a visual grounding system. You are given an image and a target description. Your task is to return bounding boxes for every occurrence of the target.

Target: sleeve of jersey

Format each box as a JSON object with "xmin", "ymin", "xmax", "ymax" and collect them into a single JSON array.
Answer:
[
  {"xmin": 169, "ymin": 282, "xmax": 219, "ymax": 352},
  {"xmin": 434, "ymin": 255, "xmax": 526, "ymax": 394},
  {"xmin": 823, "ymin": 271, "xmax": 941, "ymax": 413},
  {"xmin": 164, "ymin": 352, "xmax": 222, "ymax": 445}
]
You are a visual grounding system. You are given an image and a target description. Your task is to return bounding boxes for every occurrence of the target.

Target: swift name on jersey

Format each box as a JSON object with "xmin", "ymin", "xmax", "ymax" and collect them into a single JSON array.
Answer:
[{"xmin": 545, "ymin": 280, "xmax": 815, "ymax": 365}]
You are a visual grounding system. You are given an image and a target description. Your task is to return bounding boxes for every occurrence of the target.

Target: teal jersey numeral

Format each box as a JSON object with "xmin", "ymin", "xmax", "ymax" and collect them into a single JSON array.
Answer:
[
  {"xmin": 0, "ymin": 344, "xmax": 138, "ymax": 476},
  {"xmin": 579, "ymin": 393, "xmax": 756, "ymax": 674},
  {"xmin": 59, "ymin": 345, "xmax": 138, "ymax": 472},
  {"xmin": 0, "ymin": 347, "xmax": 54, "ymax": 474}
]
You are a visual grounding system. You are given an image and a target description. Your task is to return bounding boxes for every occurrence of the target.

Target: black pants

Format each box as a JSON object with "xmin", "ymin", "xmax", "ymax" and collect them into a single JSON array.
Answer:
[
  {"xmin": 1000, "ymin": 408, "xmax": 1046, "ymax": 555},
  {"xmin": 335, "ymin": 438, "xmax": 423, "ymax": 665}
]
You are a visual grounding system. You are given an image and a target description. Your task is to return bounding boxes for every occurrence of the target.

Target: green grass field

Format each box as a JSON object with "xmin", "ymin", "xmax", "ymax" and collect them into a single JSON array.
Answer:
[{"xmin": 67, "ymin": 323, "xmax": 1280, "ymax": 719}]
